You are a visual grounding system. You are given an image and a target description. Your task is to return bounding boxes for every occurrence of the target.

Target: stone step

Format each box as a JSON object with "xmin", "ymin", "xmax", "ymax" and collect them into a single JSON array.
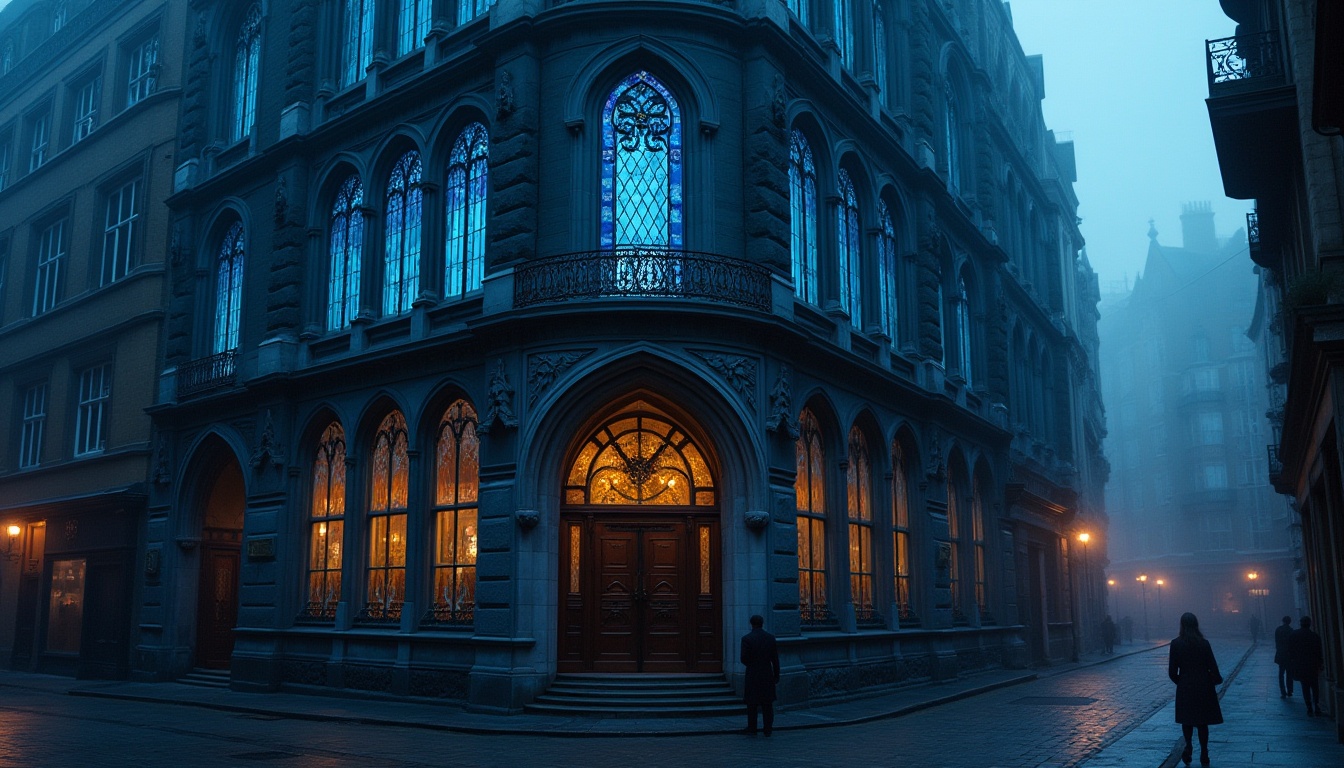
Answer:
[
  {"xmin": 177, "ymin": 668, "xmax": 231, "ymax": 689},
  {"xmin": 527, "ymin": 672, "xmax": 744, "ymax": 718},
  {"xmin": 524, "ymin": 701, "xmax": 745, "ymax": 719}
]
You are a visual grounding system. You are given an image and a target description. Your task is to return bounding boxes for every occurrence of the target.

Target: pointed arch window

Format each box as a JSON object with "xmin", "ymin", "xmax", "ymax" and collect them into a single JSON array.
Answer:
[
  {"xmin": 957, "ymin": 274, "xmax": 973, "ymax": 385},
  {"xmin": 944, "ymin": 83, "xmax": 961, "ymax": 195},
  {"xmin": 213, "ymin": 221, "xmax": 245, "ymax": 354},
  {"xmin": 892, "ymin": 441, "xmax": 914, "ymax": 625},
  {"xmin": 601, "ymin": 71, "xmax": 682, "ymax": 250},
  {"xmin": 397, "ymin": 0, "xmax": 432, "ymax": 56},
  {"xmin": 431, "ymin": 400, "xmax": 479, "ymax": 625},
  {"xmin": 384, "ymin": 151, "xmax": 422, "ymax": 316},
  {"xmin": 445, "ymin": 122, "xmax": 488, "ymax": 299},
  {"xmin": 846, "ymin": 428, "xmax": 876, "ymax": 623},
  {"xmin": 364, "ymin": 411, "xmax": 408, "ymax": 622},
  {"xmin": 834, "ymin": 0, "xmax": 854, "ymax": 69},
  {"xmin": 837, "ymin": 169, "xmax": 861, "ymax": 327},
  {"xmin": 341, "ymin": 0, "xmax": 374, "ymax": 88},
  {"xmin": 304, "ymin": 423, "xmax": 346, "ymax": 620},
  {"xmin": 231, "ymin": 5, "xmax": 262, "ymax": 143},
  {"xmin": 796, "ymin": 408, "xmax": 830, "ymax": 625},
  {"xmin": 789, "ymin": 130, "xmax": 819, "ymax": 304},
  {"xmin": 947, "ymin": 473, "xmax": 965, "ymax": 623},
  {"xmin": 565, "ymin": 401, "xmax": 715, "ymax": 506},
  {"xmin": 328, "ymin": 175, "xmax": 364, "ymax": 330},
  {"xmin": 972, "ymin": 476, "xmax": 990, "ymax": 621},
  {"xmin": 877, "ymin": 201, "xmax": 898, "ymax": 343}
]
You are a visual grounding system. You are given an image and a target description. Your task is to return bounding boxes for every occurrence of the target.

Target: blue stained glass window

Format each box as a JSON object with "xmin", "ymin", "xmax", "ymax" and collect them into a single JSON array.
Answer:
[
  {"xmin": 232, "ymin": 5, "xmax": 261, "ymax": 142},
  {"xmin": 874, "ymin": 4, "xmax": 889, "ymax": 106},
  {"xmin": 328, "ymin": 176, "xmax": 364, "ymax": 330},
  {"xmin": 789, "ymin": 130, "xmax": 818, "ymax": 304},
  {"xmin": 957, "ymin": 274, "xmax": 973, "ymax": 385},
  {"xmin": 445, "ymin": 122, "xmax": 489, "ymax": 299},
  {"xmin": 341, "ymin": 0, "xmax": 374, "ymax": 87},
  {"xmin": 384, "ymin": 151, "xmax": 422, "ymax": 316},
  {"xmin": 937, "ymin": 282, "xmax": 947, "ymax": 367},
  {"xmin": 877, "ymin": 201, "xmax": 898, "ymax": 342},
  {"xmin": 786, "ymin": 0, "xmax": 808, "ymax": 26},
  {"xmin": 601, "ymin": 71, "xmax": 682, "ymax": 250},
  {"xmin": 837, "ymin": 169, "xmax": 861, "ymax": 327},
  {"xmin": 458, "ymin": 0, "xmax": 494, "ymax": 26},
  {"xmin": 944, "ymin": 84, "xmax": 960, "ymax": 194},
  {"xmin": 214, "ymin": 222, "xmax": 245, "ymax": 354},
  {"xmin": 834, "ymin": 0, "xmax": 853, "ymax": 69},
  {"xmin": 398, "ymin": 0, "xmax": 431, "ymax": 56}
]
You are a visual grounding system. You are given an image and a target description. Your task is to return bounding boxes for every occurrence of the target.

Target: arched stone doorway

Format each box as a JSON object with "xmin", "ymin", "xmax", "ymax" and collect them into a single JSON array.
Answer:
[
  {"xmin": 558, "ymin": 399, "xmax": 722, "ymax": 673},
  {"xmin": 194, "ymin": 457, "xmax": 245, "ymax": 670}
]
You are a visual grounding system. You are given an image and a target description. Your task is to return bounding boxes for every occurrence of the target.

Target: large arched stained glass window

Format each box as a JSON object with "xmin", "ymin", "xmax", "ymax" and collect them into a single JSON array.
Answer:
[
  {"xmin": 837, "ymin": 169, "xmax": 861, "ymax": 327},
  {"xmin": 384, "ymin": 151, "xmax": 422, "ymax": 316},
  {"xmin": 892, "ymin": 440, "xmax": 913, "ymax": 624},
  {"xmin": 328, "ymin": 175, "xmax": 364, "ymax": 330},
  {"xmin": 796, "ymin": 408, "xmax": 828, "ymax": 624},
  {"xmin": 214, "ymin": 221, "xmax": 245, "ymax": 354},
  {"xmin": 432, "ymin": 400, "xmax": 478, "ymax": 625},
  {"xmin": 957, "ymin": 273, "xmax": 973, "ymax": 385},
  {"xmin": 877, "ymin": 200, "xmax": 898, "ymax": 343},
  {"xmin": 305, "ymin": 422, "xmax": 346, "ymax": 620},
  {"xmin": 846, "ymin": 427, "xmax": 876, "ymax": 623},
  {"xmin": 565, "ymin": 401, "xmax": 714, "ymax": 506},
  {"xmin": 341, "ymin": 0, "xmax": 374, "ymax": 88},
  {"xmin": 231, "ymin": 5, "xmax": 262, "ymax": 142},
  {"xmin": 364, "ymin": 411, "xmax": 408, "ymax": 622},
  {"xmin": 445, "ymin": 122, "xmax": 488, "ymax": 299},
  {"xmin": 789, "ymin": 130, "xmax": 818, "ymax": 304},
  {"xmin": 601, "ymin": 71, "xmax": 682, "ymax": 250},
  {"xmin": 947, "ymin": 471, "xmax": 964, "ymax": 623},
  {"xmin": 397, "ymin": 0, "xmax": 431, "ymax": 56}
]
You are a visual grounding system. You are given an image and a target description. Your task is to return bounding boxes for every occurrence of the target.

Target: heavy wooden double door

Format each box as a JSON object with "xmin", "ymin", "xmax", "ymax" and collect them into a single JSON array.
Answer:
[{"xmin": 559, "ymin": 513, "xmax": 721, "ymax": 672}]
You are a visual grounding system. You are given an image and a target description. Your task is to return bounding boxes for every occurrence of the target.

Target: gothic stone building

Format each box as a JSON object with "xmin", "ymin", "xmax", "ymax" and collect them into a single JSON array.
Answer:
[{"xmin": 139, "ymin": 0, "xmax": 1106, "ymax": 712}]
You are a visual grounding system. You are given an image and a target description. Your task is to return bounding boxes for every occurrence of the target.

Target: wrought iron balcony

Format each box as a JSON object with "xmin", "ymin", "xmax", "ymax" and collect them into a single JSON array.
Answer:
[
  {"xmin": 1267, "ymin": 443, "xmax": 1283, "ymax": 478},
  {"xmin": 1247, "ymin": 211, "xmax": 1260, "ymax": 260},
  {"xmin": 176, "ymin": 351, "xmax": 237, "ymax": 398},
  {"xmin": 514, "ymin": 248, "xmax": 772, "ymax": 311},
  {"xmin": 1206, "ymin": 30, "xmax": 1286, "ymax": 93}
]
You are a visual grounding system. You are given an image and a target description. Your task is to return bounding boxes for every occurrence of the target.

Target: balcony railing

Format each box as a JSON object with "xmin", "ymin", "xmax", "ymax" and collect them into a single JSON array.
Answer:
[
  {"xmin": 1207, "ymin": 30, "xmax": 1286, "ymax": 92},
  {"xmin": 1247, "ymin": 211, "xmax": 1260, "ymax": 259},
  {"xmin": 514, "ymin": 248, "xmax": 772, "ymax": 311},
  {"xmin": 1267, "ymin": 443, "xmax": 1283, "ymax": 477},
  {"xmin": 176, "ymin": 351, "xmax": 237, "ymax": 398}
]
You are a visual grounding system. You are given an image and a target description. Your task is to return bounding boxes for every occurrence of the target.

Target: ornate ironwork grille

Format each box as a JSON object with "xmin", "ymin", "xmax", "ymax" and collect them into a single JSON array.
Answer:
[
  {"xmin": 177, "ymin": 351, "xmax": 237, "ymax": 398},
  {"xmin": 514, "ymin": 248, "xmax": 770, "ymax": 310},
  {"xmin": 1206, "ymin": 31, "xmax": 1285, "ymax": 90}
]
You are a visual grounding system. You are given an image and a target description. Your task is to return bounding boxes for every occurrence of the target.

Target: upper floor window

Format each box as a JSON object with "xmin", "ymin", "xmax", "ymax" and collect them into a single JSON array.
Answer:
[
  {"xmin": 834, "ymin": 0, "xmax": 853, "ymax": 69},
  {"xmin": 51, "ymin": 2, "xmax": 68, "ymax": 33},
  {"xmin": 384, "ymin": 151, "xmax": 422, "ymax": 316},
  {"xmin": 214, "ymin": 221, "xmax": 245, "ymax": 353},
  {"xmin": 601, "ymin": 71, "xmax": 682, "ymax": 250},
  {"xmin": 789, "ymin": 130, "xmax": 818, "ymax": 304},
  {"xmin": 398, "ymin": 0, "xmax": 431, "ymax": 56},
  {"xmin": 74, "ymin": 364, "xmax": 110, "ymax": 457},
  {"xmin": 19, "ymin": 382, "xmax": 47, "ymax": 469},
  {"xmin": 458, "ymin": 0, "xmax": 494, "ymax": 26},
  {"xmin": 943, "ymin": 83, "xmax": 961, "ymax": 195},
  {"xmin": 32, "ymin": 218, "xmax": 66, "ymax": 316},
  {"xmin": 836, "ymin": 169, "xmax": 861, "ymax": 327},
  {"xmin": 0, "ymin": 132, "xmax": 11, "ymax": 191},
  {"xmin": 126, "ymin": 34, "xmax": 159, "ymax": 107},
  {"xmin": 0, "ymin": 244, "xmax": 8, "ymax": 320},
  {"xmin": 431, "ymin": 400, "xmax": 479, "ymax": 625},
  {"xmin": 956, "ymin": 274, "xmax": 973, "ymax": 385},
  {"xmin": 28, "ymin": 109, "xmax": 51, "ymax": 172},
  {"xmin": 305, "ymin": 422, "xmax": 347, "ymax": 620},
  {"xmin": 786, "ymin": 0, "xmax": 808, "ymax": 25},
  {"xmin": 341, "ymin": 0, "xmax": 375, "ymax": 88},
  {"xmin": 232, "ymin": 5, "xmax": 262, "ymax": 142},
  {"xmin": 364, "ymin": 410, "xmax": 409, "ymax": 622},
  {"xmin": 101, "ymin": 178, "xmax": 140, "ymax": 285},
  {"xmin": 72, "ymin": 74, "xmax": 101, "ymax": 143},
  {"xmin": 877, "ymin": 200, "xmax": 898, "ymax": 342},
  {"xmin": 874, "ymin": 4, "xmax": 889, "ymax": 106},
  {"xmin": 846, "ymin": 427, "xmax": 876, "ymax": 623},
  {"xmin": 1, "ymin": 39, "xmax": 13, "ymax": 74},
  {"xmin": 328, "ymin": 175, "xmax": 364, "ymax": 330},
  {"xmin": 445, "ymin": 123, "xmax": 488, "ymax": 298},
  {"xmin": 937, "ymin": 281, "xmax": 947, "ymax": 367},
  {"xmin": 796, "ymin": 408, "xmax": 829, "ymax": 625}
]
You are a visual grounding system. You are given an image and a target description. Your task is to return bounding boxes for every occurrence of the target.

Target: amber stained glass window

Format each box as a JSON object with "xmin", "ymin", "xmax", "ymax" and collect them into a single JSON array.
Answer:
[
  {"xmin": 430, "ymin": 400, "xmax": 478, "ymax": 625},
  {"xmin": 365, "ymin": 411, "xmax": 408, "ymax": 621},
  {"xmin": 796, "ymin": 409, "xmax": 829, "ymax": 625},
  {"xmin": 305, "ymin": 422, "xmax": 346, "ymax": 619},
  {"xmin": 564, "ymin": 401, "xmax": 714, "ymax": 506},
  {"xmin": 847, "ymin": 428, "xmax": 877, "ymax": 623}
]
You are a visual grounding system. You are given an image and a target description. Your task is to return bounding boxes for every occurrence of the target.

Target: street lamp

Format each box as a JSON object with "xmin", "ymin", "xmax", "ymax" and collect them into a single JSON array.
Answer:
[
  {"xmin": 4, "ymin": 524, "xmax": 20, "ymax": 561},
  {"xmin": 1155, "ymin": 579, "xmax": 1165, "ymax": 633},
  {"xmin": 1247, "ymin": 570, "xmax": 1267, "ymax": 640},
  {"xmin": 1077, "ymin": 533, "xmax": 1091, "ymax": 650},
  {"xmin": 1137, "ymin": 574, "xmax": 1150, "ymax": 641}
]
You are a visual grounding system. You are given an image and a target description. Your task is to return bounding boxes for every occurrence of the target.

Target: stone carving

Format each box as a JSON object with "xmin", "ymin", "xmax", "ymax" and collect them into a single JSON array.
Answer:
[
  {"xmin": 516, "ymin": 509, "xmax": 540, "ymax": 531},
  {"xmin": 925, "ymin": 426, "xmax": 946, "ymax": 483},
  {"xmin": 152, "ymin": 436, "xmax": 172, "ymax": 486},
  {"xmin": 743, "ymin": 509, "xmax": 770, "ymax": 532},
  {"xmin": 478, "ymin": 359, "xmax": 519, "ymax": 434},
  {"xmin": 527, "ymin": 350, "xmax": 590, "ymax": 406},
  {"xmin": 496, "ymin": 70, "xmax": 515, "ymax": 119},
  {"xmin": 274, "ymin": 177, "xmax": 288, "ymax": 228},
  {"xmin": 765, "ymin": 367, "xmax": 799, "ymax": 438},
  {"xmin": 695, "ymin": 352, "xmax": 756, "ymax": 408},
  {"xmin": 250, "ymin": 410, "xmax": 285, "ymax": 471},
  {"xmin": 770, "ymin": 73, "xmax": 787, "ymax": 128}
]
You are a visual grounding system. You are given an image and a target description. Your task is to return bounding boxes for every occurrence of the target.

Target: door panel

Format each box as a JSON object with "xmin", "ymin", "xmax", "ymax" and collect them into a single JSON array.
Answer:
[
  {"xmin": 641, "ymin": 528, "xmax": 685, "ymax": 672},
  {"xmin": 195, "ymin": 545, "xmax": 239, "ymax": 670},
  {"xmin": 594, "ymin": 528, "xmax": 638, "ymax": 671}
]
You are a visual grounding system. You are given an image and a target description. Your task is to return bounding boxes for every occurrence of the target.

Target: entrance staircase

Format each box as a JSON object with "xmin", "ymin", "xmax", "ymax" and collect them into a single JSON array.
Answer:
[
  {"xmin": 177, "ymin": 668, "xmax": 231, "ymax": 689},
  {"xmin": 526, "ymin": 673, "xmax": 744, "ymax": 718}
]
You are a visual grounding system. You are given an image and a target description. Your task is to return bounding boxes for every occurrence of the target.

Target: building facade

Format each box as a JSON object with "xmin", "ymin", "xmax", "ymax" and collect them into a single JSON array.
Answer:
[
  {"xmin": 0, "ymin": 0, "xmax": 185, "ymax": 678},
  {"xmin": 1203, "ymin": 0, "xmax": 1344, "ymax": 737},
  {"xmin": 136, "ymin": 0, "xmax": 1106, "ymax": 712}
]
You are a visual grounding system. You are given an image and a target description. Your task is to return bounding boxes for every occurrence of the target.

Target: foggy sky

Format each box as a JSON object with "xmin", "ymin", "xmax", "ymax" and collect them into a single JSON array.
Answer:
[{"xmin": 1009, "ymin": 0, "xmax": 1247, "ymax": 293}]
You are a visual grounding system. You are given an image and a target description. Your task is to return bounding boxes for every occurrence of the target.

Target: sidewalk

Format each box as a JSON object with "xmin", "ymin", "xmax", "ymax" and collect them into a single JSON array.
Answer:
[
  {"xmin": 0, "ymin": 642, "xmax": 1165, "ymax": 739},
  {"xmin": 1081, "ymin": 640, "xmax": 1344, "ymax": 768}
]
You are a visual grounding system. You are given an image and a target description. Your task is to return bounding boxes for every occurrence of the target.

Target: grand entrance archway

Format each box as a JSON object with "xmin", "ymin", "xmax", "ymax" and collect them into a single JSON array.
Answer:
[
  {"xmin": 194, "ymin": 458, "xmax": 244, "ymax": 670},
  {"xmin": 558, "ymin": 401, "xmax": 722, "ymax": 673}
]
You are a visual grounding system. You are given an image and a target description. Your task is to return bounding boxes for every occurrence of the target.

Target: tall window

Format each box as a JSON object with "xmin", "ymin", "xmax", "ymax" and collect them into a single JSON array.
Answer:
[
  {"xmin": 892, "ymin": 441, "xmax": 913, "ymax": 623},
  {"xmin": 51, "ymin": 2, "xmax": 67, "ymax": 33},
  {"xmin": 943, "ymin": 83, "xmax": 960, "ymax": 194},
  {"xmin": 874, "ymin": 4, "xmax": 889, "ymax": 106},
  {"xmin": 937, "ymin": 282, "xmax": 947, "ymax": 367},
  {"xmin": 445, "ymin": 123, "xmax": 488, "ymax": 298},
  {"xmin": 397, "ymin": 0, "xmax": 431, "ymax": 56},
  {"xmin": 29, "ymin": 110, "xmax": 50, "ymax": 171},
  {"xmin": 305, "ymin": 423, "xmax": 346, "ymax": 620},
  {"xmin": 341, "ymin": 0, "xmax": 374, "ymax": 87},
  {"xmin": 956, "ymin": 274, "xmax": 973, "ymax": 385},
  {"xmin": 846, "ymin": 428, "xmax": 876, "ymax": 623},
  {"xmin": 0, "ymin": 133, "xmax": 10, "ymax": 190},
  {"xmin": 384, "ymin": 151, "xmax": 422, "ymax": 316},
  {"xmin": 73, "ymin": 364, "xmax": 110, "ymax": 456},
  {"xmin": 601, "ymin": 71, "xmax": 682, "ymax": 250},
  {"xmin": 19, "ymin": 383, "xmax": 47, "ymax": 469},
  {"xmin": 947, "ymin": 474, "xmax": 964, "ymax": 623},
  {"xmin": 834, "ymin": 0, "xmax": 853, "ymax": 69},
  {"xmin": 232, "ymin": 5, "xmax": 262, "ymax": 142},
  {"xmin": 837, "ymin": 169, "xmax": 861, "ymax": 327},
  {"xmin": 796, "ymin": 409, "xmax": 829, "ymax": 624},
  {"xmin": 877, "ymin": 200, "xmax": 898, "ymax": 342},
  {"xmin": 126, "ymin": 35, "xmax": 159, "ymax": 107},
  {"xmin": 101, "ymin": 179, "xmax": 139, "ymax": 285},
  {"xmin": 432, "ymin": 400, "xmax": 479, "ymax": 625},
  {"xmin": 1, "ymin": 39, "xmax": 12, "ymax": 74},
  {"xmin": 328, "ymin": 175, "xmax": 364, "ymax": 330},
  {"xmin": 32, "ymin": 219, "xmax": 66, "ymax": 316},
  {"xmin": 72, "ymin": 76, "xmax": 100, "ymax": 142},
  {"xmin": 789, "ymin": 130, "xmax": 819, "ymax": 303},
  {"xmin": 972, "ymin": 477, "xmax": 988, "ymax": 619},
  {"xmin": 214, "ymin": 222, "xmax": 245, "ymax": 353},
  {"xmin": 365, "ymin": 411, "xmax": 408, "ymax": 622},
  {"xmin": 457, "ymin": 0, "xmax": 494, "ymax": 26},
  {"xmin": 786, "ymin": 0, "xmax": 808, "ymax": 25}
]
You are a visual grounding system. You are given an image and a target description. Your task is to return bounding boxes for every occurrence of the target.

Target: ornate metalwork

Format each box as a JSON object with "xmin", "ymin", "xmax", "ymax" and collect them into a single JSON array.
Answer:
[
  {"xmin": 177, "ymin": 351, "xmax": 237, "ymax": 397},
  {"xmin": 1206, "ymin": 31, "xmax": 1285, "ymax": 89},
  {"xmin": 514, "ymin": 248, "xmax": 771, "ymax": 310},
  {"xmin": 1267, "ymin": 443, "xmax": 1282, "ymax": 477},
  {"xmin": 1247, "ymin": 211, "xmax": 1260, "ymax": 259}
]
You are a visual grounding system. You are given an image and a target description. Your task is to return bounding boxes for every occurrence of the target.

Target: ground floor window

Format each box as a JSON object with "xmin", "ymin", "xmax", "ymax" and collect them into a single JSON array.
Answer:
[{"xmin": 46, "ymin": 558, "xmax": 85, "ymax": 654}]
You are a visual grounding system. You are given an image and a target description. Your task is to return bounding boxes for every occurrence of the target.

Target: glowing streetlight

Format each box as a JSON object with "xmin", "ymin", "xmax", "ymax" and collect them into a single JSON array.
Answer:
[
  {"xmin": 1077, "ymin": 533, "xmax": 1092, "ymax": 648},
  {"xmin": 1246, "ymin": 570, "xmax": 1267, "ymax": 639},
  {"xmin": 1137, "ymin": 574, "xmax": 1150, "ymax": 641},
  {"xmin": 1155, "ymin": 579, "xmax": 1165, "ymax": 632}
]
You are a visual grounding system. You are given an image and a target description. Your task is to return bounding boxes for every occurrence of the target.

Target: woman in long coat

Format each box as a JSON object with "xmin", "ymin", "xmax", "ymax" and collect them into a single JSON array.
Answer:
[{"xmin": 1168, "ymin": 612, "xmax": 1223, "ymax": 766}]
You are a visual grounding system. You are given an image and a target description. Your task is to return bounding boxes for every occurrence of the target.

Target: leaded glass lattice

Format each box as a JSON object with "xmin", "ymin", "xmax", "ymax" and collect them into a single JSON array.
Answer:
[
  {"xmin": 384, "ymin": 152, "xmax": 422, "ymax": 316},
  {"xmin": 364, "ymin": 411, "xmax": 408, "ymax": 622},
  {"xmin": 837, "ymin": 169, "xmax": 862, "ymax": 327},
  {"xmin": 847, "ymin": 428, "xmax": 877, "ymax": 623},
  {"xmin": 214, "ymin": 222, "xmax": 245, "ymax": 354},
  {"xmin": 789, "ymin": 130, "xmax": 818, "ymax": 304},
  {"xmin": 328, "ymin": 175, "xmax": 364, "ymax": 330},
  {"xmin": 601, "ymin": 71, "xmax": 682, "ymax": 252},
  {"xmin": 878, "ymin": 201, "xmax": 898, "ymax": 343},
  {"xmin": 565, "ymin": 401, "xmax": 714, "ymax": 506},
  {"xmin": 305, "ymin": 423, "xmax": 346, "ymax": 620},
  {"xmin": 892, "ymin": 442, "xmax": 914, "ymax": 624},
  {"xmin": 341, "ymin": 0, "xmax": 374, "ymax": 87},
  {"xmin": 445, "ymin": 123, "xmax": 488, "ymax": 299},
  {"xmin": 457, "ymin": 0, "xmax": 494, "ymax": 25},
  {"xmin": 397, "ymin": 0, "xmax": 431, "ymax": 56},
  {"xmin": 834, "ymin": 0, "xmax": 854, "ymax": 69},
  {"xmin": 796, "ymin": 409, "xmax": 830, "ymax": 625},
  {"xmin": 430, "ymin": 400, "xmax": 478, "ymax": 626},
  {"xmin": 232, "ymin": 6, "xmax": 261, "ymax": 142}
]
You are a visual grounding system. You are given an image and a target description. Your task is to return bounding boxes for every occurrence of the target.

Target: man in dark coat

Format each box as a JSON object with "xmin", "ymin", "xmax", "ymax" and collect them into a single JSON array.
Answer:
[
  {"xmin": 1273, "ymin": 615, "xmax": 1294, "ymax": 698},
  {"xmin": 1288, "ymin": 615, "xmax": 1324, "ymax": 716},
  {"xmin": 1101, "ymin": 615, "xmax": 1117, "ymax": 654},
  {"xmin": 740, "ymin": 614, "xmax": 780, "ymax": 736}
]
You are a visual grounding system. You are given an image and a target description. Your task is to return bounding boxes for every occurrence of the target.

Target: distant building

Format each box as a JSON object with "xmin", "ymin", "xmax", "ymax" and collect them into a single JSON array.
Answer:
[{"xmin": 1098, "ymin": 205, "xmax": 1294, "ymax": 639}]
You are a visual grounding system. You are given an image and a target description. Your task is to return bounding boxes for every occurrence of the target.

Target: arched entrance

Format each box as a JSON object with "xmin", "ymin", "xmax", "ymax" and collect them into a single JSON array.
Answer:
[
  {"xmin": 558, "ymin": 400, "xmax": 721, "ymax": 673},
  {"xmin": 194, "ymin": 457, "xmax": 245, "ymax": 669}
]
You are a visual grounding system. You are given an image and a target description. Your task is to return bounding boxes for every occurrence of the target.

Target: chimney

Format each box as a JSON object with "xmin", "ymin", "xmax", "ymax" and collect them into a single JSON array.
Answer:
[{"xmin": 1180, "ymin": 201, "xmax": 1217, "ymax": 253}]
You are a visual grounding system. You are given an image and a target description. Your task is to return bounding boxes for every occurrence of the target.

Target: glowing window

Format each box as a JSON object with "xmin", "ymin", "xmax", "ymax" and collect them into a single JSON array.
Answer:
[
  {"xmin": 789, "ymin": 130, "xmax": 818, "ymax": 303},
  {"xmin": 837, "ymin": 169, "xmax": 861, "ymax": 327},
  {"xmin": 341, "ymin": 0, "xmax": 374, "ymax": 87},
  {"xmin": 565, "ymin": 401, "xmax": 714, "ymax": 506},
  {"xmin": 846, "ymin": 428, "xmax": 876, "ymax": 623},
  {"xmin": 601, "ymin": 71, "xmax": 682, "ymax": 250},
  {"xmin": 384, "ymin": 151, "xmax": 422, "ymax": 316},
  {"xmin": 304, "ymin": 423, "xmax": 346, "ymax": 620},
  {"xmin": 877, "ymin": 200, "xmax": 898, "ymax": 342},
  {"xmin": 365, "ymin": 411, "xmax": 408, "ymax": 622},
  {"xmin": 796, "ymin": 408, "xmax": 828, "ymax": 624},
  {"xmin": 445, "ymin": 122, "xmax": 488, "ymax": 298},
  {"xmin": 328, "ymin": 175, "xmax": 364, "ymax": 330},
  {"xmin": 214, "ymin": 222, "xmax": 245, "ymax": 353},
  {"xmin": 232, "ymin": 5, "xmax": 261, "ymax": 142},
  {"xmin": 431, "ymin": 400, "xmax": 478, "ymax": 625}
]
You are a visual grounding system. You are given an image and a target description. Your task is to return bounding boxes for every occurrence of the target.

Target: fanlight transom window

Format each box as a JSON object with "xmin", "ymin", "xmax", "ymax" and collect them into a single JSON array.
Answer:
[{"xmin": 565, "ymin": 402, "xmax": 714, "ymax": 506}]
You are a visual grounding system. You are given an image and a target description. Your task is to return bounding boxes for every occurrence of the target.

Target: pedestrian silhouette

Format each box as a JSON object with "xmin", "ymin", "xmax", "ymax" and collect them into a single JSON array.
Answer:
[
  {"xmin": 1248, "ymin": 613, "xmax": 1262, "ymax": 643},
  {"xmin": 740, "ymin": 614, "xmax": 780, "ymax": 736},
  {"xmin": 1169, "ymin": 612, "xmax": 1222, "ymax": 766},
  {"xmin": 1273, "ymin": 615, "xmax": 1294, "ymax": 698},
  {"xmin": 1100, "ymin": 615, "xmax": 1117, "ymax": 654},
  {"xmin": 1288, "ymin": 615, "xmax": 1324, "ymax": 716}
]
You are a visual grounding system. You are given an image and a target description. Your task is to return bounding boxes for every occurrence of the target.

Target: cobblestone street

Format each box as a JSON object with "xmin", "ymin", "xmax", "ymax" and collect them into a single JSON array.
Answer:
[{"xmin": 0, "ymin": 640, "xmax": 1273, "ymax": 768}]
